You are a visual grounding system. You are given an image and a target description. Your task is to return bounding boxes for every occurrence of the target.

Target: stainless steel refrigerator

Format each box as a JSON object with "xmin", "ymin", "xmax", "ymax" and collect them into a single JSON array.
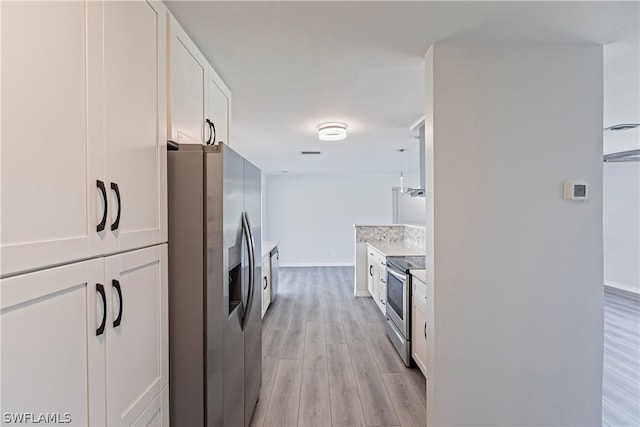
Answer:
[{"xmin": 167, "ymin": 142, "xmax": 262, "ymax": 427}]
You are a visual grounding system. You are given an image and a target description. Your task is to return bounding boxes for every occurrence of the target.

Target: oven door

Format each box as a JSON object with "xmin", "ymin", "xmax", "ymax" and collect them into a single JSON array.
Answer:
[{"xmin": 386, "ymin": 266, "xmax": 409, "ymax": 338}]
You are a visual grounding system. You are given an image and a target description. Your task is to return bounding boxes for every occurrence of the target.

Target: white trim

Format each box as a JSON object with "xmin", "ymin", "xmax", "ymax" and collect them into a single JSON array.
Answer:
[
  {"xmin": 354, "ymin": 291, "xmax": 371, "ymax": 298},
  {"xmin": 280, "ymin": 262, "xmax": 354, "ymax": 267},
  {"xmin": 605, "ymin": 280, "xmax": 640, "ymax": 295}
]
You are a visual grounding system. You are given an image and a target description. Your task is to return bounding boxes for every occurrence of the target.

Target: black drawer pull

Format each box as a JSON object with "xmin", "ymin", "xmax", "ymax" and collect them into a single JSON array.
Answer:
[
  {"xmin": 97, "ymin": 180, "xmax": 108, "ymax": 232},
  {"xmin": 113, "ymin": 279, "xmax": 123, "ymax": 328},
  {"xmin": 110, "ymin": 182, "xmax": 121, "ymax": 231},
  {"xmin": 263, "ymin": 277, "xmax": 268, "ymax": 290},
  {"xmin": 369, "ymin": 265, "xmax": 373, "ymax": 276},
  {"xmin": 424, "ymin": 322, "xmax": 427, "ymax": 339},
  {"xmin": 96, "ymin": 283, "xmax": 106, "ymax": 336}
]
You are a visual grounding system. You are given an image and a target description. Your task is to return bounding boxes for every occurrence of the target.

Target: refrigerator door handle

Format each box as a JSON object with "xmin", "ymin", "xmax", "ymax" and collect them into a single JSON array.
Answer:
[
  {"xmin": 242, "ymin": 212, "xmax": 256, "ymax": 329},
  {"xmin": 241, "ymin": 211, "xmax": 256, "ymax": 330}
]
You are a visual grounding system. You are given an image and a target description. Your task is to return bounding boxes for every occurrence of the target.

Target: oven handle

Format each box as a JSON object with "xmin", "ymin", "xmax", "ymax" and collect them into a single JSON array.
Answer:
[{"xmin": 387, "ymin": 267, "xmax": 406, "ymax": 282}]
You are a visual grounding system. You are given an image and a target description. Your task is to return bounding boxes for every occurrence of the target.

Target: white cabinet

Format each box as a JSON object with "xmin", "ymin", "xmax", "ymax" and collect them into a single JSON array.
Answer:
[
  {"xmin": 103, "ymin": 0, "xmax": 167, "ymax": 254},
  {"xmin": 208, "ymin": 65, "xmax": 231, "ymax": 145},
  {"xmin": 168, "ymin": 16, "xmax": 231, "ymax": 146},
  {"xmin": 366, "ymin": 245, "xmax": 387, "ymax": 314},
  {"xmin": 0, "ymin": 0, "xmax": 104, "ymax": 276},
  {"xmin": 0, "ymin": 259, "xmax": 106, "ymax": 426},
  {"xmin": 0, "ymin": 0, "xmax": 167, "ymax": 278},
  {"xmin": 411, "ymin": 276, "xmax": 428, "ymax": 376},
  {"xmin": 0, "ymin": 245, "xmax": 168, "ymax": 427},
  {"xmin": 105, "ymin": 245, "xmax": 169, "ymax": 426},
  {"xmin": 131, "ymin": 385, "xmax": 169, "ymax": 427},
  {"xmin": 262, "ymin": 253, "xmax": 271, "ymax": 318}
]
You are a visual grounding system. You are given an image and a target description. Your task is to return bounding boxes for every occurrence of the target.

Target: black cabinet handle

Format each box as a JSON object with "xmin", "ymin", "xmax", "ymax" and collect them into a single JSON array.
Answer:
[
  {"xmin": 96, "ymin": 283, "xmax": 106, "ymax": 336},
  {"xmin": 97, "ymin": 180, "xmax": 108, "ymax": 232},
  {"xmin": 113, "ymin": 279, "xmax": 123, "ymax": 328},
  {"xmin": 206, "ymin": 119, "xmax": 217, "ymax": 145},
  {"xmin": 369, "ymin": 265, "xmax": 373, "ymax": 277},
  {"xmin": 263, "ymin": 277, "xmax": 268, "ymax": 290},
  {"xmin": 424, "ymin": 322, "xmax": 427, "ymax": 339},
  {"xmin": 110, "ymin": 182, "xmax": 121, "ymax": 231}
]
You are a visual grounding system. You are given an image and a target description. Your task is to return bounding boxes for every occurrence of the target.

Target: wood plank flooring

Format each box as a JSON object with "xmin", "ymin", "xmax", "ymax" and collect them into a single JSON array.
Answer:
[
  {"xmin": 250, "ymin": 267, "xmax": 426, "ymax": 427},
  {"xmin": 603, "ymin": 287, "xmax": 640, "ymax": 427},
  {"xmin": 250, "ymin": 268, "xmax": 640, "ymax": 427}
]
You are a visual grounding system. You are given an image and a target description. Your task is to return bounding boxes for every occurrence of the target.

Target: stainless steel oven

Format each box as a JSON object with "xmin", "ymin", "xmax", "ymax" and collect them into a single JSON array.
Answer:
[{"xmin": 385, "ymin": 256, "xmax": 426, "ymax": 367}]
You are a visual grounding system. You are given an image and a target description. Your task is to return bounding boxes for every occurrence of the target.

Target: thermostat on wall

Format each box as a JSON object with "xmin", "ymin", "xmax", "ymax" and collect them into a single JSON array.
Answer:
[{"xmin": 564, "ymin": 181, "xmax": 588, "ymax": 201}]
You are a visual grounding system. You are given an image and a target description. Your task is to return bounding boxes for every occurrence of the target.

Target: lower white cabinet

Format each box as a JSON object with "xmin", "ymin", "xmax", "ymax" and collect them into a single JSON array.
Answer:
[
  {"xmin": 131, "ymin": 385, "xmax": 169, "ymax": 427},
  {"xmin": 366, "ymin": 244, "xmax": 387, "ymax": 314},
  {"xmin": 106, "ymin": 245, "xmax": 169, "ymax": 426},
  {"xmin": 262, "ymin": 253, "xmax": 271, "ymax": 318},
  {"xmin": 0, "ymin": 244, "xmax": 168, "ymax": 426},
  {"xmin": 411, "ymin": 277, "xmax": 428, "ymax": 376}
]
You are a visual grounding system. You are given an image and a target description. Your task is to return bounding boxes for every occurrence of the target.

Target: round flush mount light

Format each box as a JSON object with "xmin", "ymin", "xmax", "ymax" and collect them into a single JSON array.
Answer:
[{"xmin": 318, "ymin": 122, "xmax": 347, "ymax": 141}]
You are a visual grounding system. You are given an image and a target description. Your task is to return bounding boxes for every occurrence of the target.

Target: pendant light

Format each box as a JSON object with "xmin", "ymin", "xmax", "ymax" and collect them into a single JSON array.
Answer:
[{"xmin": 397, "ymin": 148, "xmax": 407, "ymax": 192}]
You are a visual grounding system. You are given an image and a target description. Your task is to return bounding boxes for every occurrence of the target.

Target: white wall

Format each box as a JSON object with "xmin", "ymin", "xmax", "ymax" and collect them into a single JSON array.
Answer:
[
  {"xmin": 603, "ymin": 161, "xmax": 640, "ymax": 293},
  {"xmin": 264, "ymin": 173, "xmax": 418, "ymax": 266},
  {"xmin": 425, "ymin": 44, "xmax": 604, "ymax": 426}
]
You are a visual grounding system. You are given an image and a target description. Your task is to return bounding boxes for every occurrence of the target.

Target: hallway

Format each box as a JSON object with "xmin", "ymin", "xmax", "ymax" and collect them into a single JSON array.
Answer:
[{"xmin": 250, "ymin": 267, "xmax": 426, "ymax": 427}]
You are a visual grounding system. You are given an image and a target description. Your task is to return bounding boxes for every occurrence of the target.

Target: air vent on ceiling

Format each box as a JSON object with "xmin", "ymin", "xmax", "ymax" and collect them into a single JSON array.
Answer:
[
  {"xmin": 301, "ymin": 151, "xmax": 322, "ymax": 155},
  {"xmin": 604, "ymin": 123, "xmax": 640, "ymax": 131}
]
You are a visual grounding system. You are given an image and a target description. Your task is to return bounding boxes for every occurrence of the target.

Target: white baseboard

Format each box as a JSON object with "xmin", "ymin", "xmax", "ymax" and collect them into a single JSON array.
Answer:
[
  {"xmin": 605, "ymin": 280, "xmax": 640, "ymax": 295},
  {"xmin": 280, "ymin": 262, "xmax": 354, "ymax": 268},
  {"xmin": 354, "ymin": 291, "xmax": 371, "ymax": 298}
]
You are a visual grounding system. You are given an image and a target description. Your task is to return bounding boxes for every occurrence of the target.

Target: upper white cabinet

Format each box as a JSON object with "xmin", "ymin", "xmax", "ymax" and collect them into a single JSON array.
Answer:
[
  {"xmin": 168, "ymin": 16, "xmax": 231, "ymax": 145},
  {"xmin": 1, "ymin": 259, "xmax": 106, "ymax": 426},
  {"xmin": 208, "ymin": 65, "xmax": 231, "ymax": 145},
  {"xmin": 167, "ymin": 15, "xmax": 208, "ymax": 144},
  {"xmin": 0, "ymin": 0, "xmax": 104, "ymax": 276},
  {"xmin": 0, "ymin": 0, "xmax": 167, "ymax": 278},
  {"xmin": 103, "ymin": 0, "xmax": 167, "ymax": 254}
]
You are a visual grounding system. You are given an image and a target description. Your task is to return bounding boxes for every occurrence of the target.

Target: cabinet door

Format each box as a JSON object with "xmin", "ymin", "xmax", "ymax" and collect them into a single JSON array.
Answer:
[
  {"xmin": 207, "ymin": 66, "xmax": 231, "ymax": 145},
  {"xmin": 0, "ymin": 0, "xmax": 105, "ymax": 276},
  {"xmin": 130, "ymin": 385, "xmax": 169, "ymax": 427},
  {"xmin": 104, "ymin": 0, "xmax": 167, "ymax": 254},
  {"xmin": 105, "ymin": 245, "xmax": 168, "ymax": 426},
  {"xmin": 367, "ymin": 250, "xmax": 377, "ymax": 297},
  {"xmin": 1, "ymin": 259, "xmax": 106, "ymax": 426},
  {"xmin": 378, "ymin": 266, "xmax": 387, "ymax": 314},
  {"xmin": 412, "ymin": 300, "xmax": 428, "ymax": 376},
  {"xmin": 168, "ymin": 15, "xmax": 208, "ymax": 144},
  {"xmin": 262, "ymin": 255, "xmax": 271, "ymax": 318}
]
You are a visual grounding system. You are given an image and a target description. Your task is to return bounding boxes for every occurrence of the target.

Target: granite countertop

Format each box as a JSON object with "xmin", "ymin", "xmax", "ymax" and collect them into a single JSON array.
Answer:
[
  {"xmin": 410, "ymin": 269, "xmax": 427, "ymax": 283},
  {"xmin": 262, "ymin": 241, "xmax": 278, "ymax": 257},
  {"xmin": 366, "ymin": 240, "xmax": 425, "ymax": 257}
]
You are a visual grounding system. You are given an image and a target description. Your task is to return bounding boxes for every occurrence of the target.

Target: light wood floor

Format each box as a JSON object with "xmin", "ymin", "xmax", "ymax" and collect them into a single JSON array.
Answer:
[
  {"xmin": 250, "ymin": 268, "xmax": 640, "ymax": 427},
  {"xmin": 250, "ymin": 267, "xmax": 426, "ymax": 427},
  {"xmin": 602, "ymin": 287, "xmax": 640, "ymax": 427}
]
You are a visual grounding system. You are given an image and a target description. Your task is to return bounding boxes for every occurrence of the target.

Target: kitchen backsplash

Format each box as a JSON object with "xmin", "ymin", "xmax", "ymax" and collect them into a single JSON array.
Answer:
[{"xmin": 355, "ymin": 224, "xmax": 426, "ymax": 249}]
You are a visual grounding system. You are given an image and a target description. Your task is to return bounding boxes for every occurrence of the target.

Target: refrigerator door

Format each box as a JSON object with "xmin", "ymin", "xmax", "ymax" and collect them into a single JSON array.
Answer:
[
  {"xmin": 243, "ymin": 159, "xmax": 262, "ymax": 427},
  {"xmin": 221, "ymin": 145, "xmax": 245, "ymax": 427}
]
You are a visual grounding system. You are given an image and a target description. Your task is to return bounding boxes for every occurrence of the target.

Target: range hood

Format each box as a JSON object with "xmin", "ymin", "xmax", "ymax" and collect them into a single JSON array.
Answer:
[{"xmin": 404, "ymin": 121, "xmax": 425, "ymax": 197}]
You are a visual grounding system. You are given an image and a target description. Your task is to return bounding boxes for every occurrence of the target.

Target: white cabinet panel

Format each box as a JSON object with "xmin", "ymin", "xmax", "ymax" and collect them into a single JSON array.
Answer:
[
  {"xmin": 105, "ymin": 245, "xmax": 168, "ymax": 426},
  {"xmin": 0, "ymin": 0, "xmax": 105, "ymax": 277},
  {"xmin": 168, "ymin": 15, "xmax": 208, "ymax": 144},
  {"xmin": 207, "ymin": 67, "xmax": 231, "ymax": 145},
  {"xmin": 104, "ymin": 0, "xmax": 166, "ymax": 254},
  {"xmin": 262, "ymin": 253, "xmax": 271, "ymax": 318},
  {"xmin": 412, "ymin": 299, "xmax": 428, "ymax": 376},
  {"xmin": 0, "ymin": 259, "xmax": 106, "ymax": 426},
  {"xmin": 131, "ymin": 386, "xmax": 169, "ymax": 427}
]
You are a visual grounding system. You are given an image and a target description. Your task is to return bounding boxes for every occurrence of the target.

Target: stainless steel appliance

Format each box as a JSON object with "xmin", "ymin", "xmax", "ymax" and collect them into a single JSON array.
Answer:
[
  {"xmin": 270, "ymin": 247, "xmax": 279, "ymax": 302},
  {"xmin": 385, "ymin": 255, "xmax": 426, "ymax": 367},
  {"xmin": 167, "ymin": 142, "xmax": 262, "ymax": 427}
]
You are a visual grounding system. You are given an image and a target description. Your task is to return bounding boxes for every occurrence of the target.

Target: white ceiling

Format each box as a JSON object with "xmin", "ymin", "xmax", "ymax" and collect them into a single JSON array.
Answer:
[{"xmin": 165, "ymin": 1, "xmax": 640, "ymax": 174}]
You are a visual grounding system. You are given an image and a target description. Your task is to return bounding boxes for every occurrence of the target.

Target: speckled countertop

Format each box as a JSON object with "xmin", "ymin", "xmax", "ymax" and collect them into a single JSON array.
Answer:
[
  {"xmin": 410, "ymin": 269, "xmax": 427, "ymax": 283},
  {"xmin": 262, "ymin": 241, "xmax": 278, "ymax": 257},
  {"xmin": 366, "ymin": 240, "xmax": 425, "ymax": 257}
]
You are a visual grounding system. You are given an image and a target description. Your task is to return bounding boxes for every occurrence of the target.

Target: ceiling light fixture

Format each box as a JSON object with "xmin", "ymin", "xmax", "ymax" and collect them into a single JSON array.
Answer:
[
  {"xmin": 318, "ymin": 122, "xmax": 347, "ymax": 141},
  {"xmin": 397, "ymin": 148, "xmax": 407, "ymax": 192}
]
